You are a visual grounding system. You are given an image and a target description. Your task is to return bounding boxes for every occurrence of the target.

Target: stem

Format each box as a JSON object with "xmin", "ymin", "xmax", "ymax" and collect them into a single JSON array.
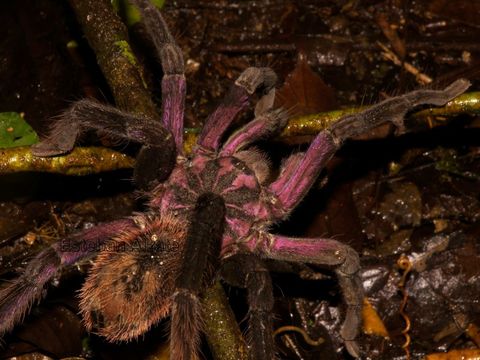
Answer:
[
  {"xmin": 0, "ymin": 147, "xmax": 133, "ymax": 175},
  {"xmin": 202, "ymin": 281, "xmax": 248, "ymax": 360},
  {"xmin": 69, "ymin": 0, "xmax": 158, "ymax": 118}
]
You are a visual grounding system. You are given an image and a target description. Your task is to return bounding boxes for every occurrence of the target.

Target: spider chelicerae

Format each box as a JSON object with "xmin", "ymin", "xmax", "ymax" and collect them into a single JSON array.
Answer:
[{"xmin": 0, "ymin": 1, "xmax": 470, "ymax": 359}]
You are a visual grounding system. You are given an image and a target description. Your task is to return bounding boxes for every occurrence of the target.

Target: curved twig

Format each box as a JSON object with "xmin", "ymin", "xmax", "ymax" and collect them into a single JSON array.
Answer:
[{"xmin": 273, "ymin": 325, "xmax": 325, "ymax": 347}]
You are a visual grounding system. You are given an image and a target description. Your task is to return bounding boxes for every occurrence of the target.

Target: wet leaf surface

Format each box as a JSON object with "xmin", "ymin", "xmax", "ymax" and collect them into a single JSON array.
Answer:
[
  {"xmin": 0, "ymin": 0, "xmax": 479, "ymax": 359},
  {"xmin": 0, "ymin": 113, "xmax": 39, "ymax": 148}
]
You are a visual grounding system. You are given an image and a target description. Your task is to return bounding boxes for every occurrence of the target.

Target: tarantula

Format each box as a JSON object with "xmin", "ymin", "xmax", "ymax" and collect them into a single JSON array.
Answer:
[{"xmin": 0, "ymin": 1, "xmax": 470, "ymax": 359}]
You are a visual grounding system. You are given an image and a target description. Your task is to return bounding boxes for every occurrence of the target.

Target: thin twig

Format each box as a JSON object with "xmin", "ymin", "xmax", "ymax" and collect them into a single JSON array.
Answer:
[
  {"xmin": 377, "ymin": 41, "xmax": 432, "ymax": 85},
  {"xmin": 273, "ymin": 325, "xmax": 325, "ymax": 347}
]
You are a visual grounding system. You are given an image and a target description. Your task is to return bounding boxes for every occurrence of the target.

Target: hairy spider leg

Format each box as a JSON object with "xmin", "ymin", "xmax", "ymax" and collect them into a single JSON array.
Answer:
[
  {"xmin": 329, "ymin": 78, "xmax": 471, "ymax": 142},
  {"xmin": 220, "ymin": 108, "xmax": 288, "ymax": 156},
  {"xmin": 132, "ymin": 0, "xmax": 186, "ymax": 153},
  {"xmin": 30, "ymin": 100, "xmax": 176, "ymax": 189},
  {"xmin": 269, "ymin": 131, "xmax": 337, "ymax": 217},
  {"xmin": 221, "ymin": 254, "xmax": 276, "ymax": 360},
  {"xmin": 0, "ymin": 219, "xmax": 136, "ymax": 338},
  {"xmin": 256, "ymin": 234, "xmax": 363, "ymax": 358},
  {"xmin": 260, "ymin": 79, "xmax": 471, "ymax": 357},
  {"xmin": 170, "ymin": 193, "xmax": 226, "ymax": 360},
  {"xmin": 197, "ymin": 67, "xmax": 277, "ymax": 152},
  {"xmin": 269, "ymin": 78, "xmax": 471, "ymax": 217},
  {"xmin": 268, "ymin": 152, "xmax": 304, "ymax": 197}
]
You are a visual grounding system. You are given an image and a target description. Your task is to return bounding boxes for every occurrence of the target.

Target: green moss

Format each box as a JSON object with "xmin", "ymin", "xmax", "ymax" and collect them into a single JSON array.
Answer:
[{"xmin": 114, "ymin": 40, "xmax": 137, "ymax": 66}]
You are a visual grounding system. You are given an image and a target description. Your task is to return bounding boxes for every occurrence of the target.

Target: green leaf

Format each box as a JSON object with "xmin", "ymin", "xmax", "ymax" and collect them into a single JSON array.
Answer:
[{"xmin": 0, "ymin": 112, "xmax": 39, "ymax": 148}]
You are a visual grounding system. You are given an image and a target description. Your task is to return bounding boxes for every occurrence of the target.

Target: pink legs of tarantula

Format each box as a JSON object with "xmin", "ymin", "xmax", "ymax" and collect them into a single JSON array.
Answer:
[
  {"xmin": 195, "ymin": 61, "xmax": 469, "ymax": 357},
  {"xmin": 0, "ymin": 0, "xmax": 471, "ymax": 359},
  {"xmin": 0, "ymin": 0, "xmax": 186, "ymax": 344}
]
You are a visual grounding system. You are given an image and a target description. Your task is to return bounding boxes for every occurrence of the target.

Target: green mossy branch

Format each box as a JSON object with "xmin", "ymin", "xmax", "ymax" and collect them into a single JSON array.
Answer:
[
  {"xmin": 202, "ymin": 282, "xmax": 248, "ymax": 360},
  {"xmin": 1, "ymin": 92, "xmax": 477, "ymax": 175},
  {"xmin": 0, "ymin": 147, "xmax": 134, "ymax": 175},
  {"xmin": 69, "ymin": 0, "xmax": 158, "ymax": 119},
  {"xmin": 279, "ymin": 91, "xmax": 480, "ymax": 139},
  {"xmin": 411, "ymin": 91, "xmax": 480, "ymax": 121}
]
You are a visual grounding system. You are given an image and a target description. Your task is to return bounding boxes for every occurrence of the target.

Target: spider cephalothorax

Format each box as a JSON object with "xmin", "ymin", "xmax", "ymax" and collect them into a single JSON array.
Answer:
[{"xmin": 0, "ymin": 1, "xmax": 470, "ymax": 359}]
